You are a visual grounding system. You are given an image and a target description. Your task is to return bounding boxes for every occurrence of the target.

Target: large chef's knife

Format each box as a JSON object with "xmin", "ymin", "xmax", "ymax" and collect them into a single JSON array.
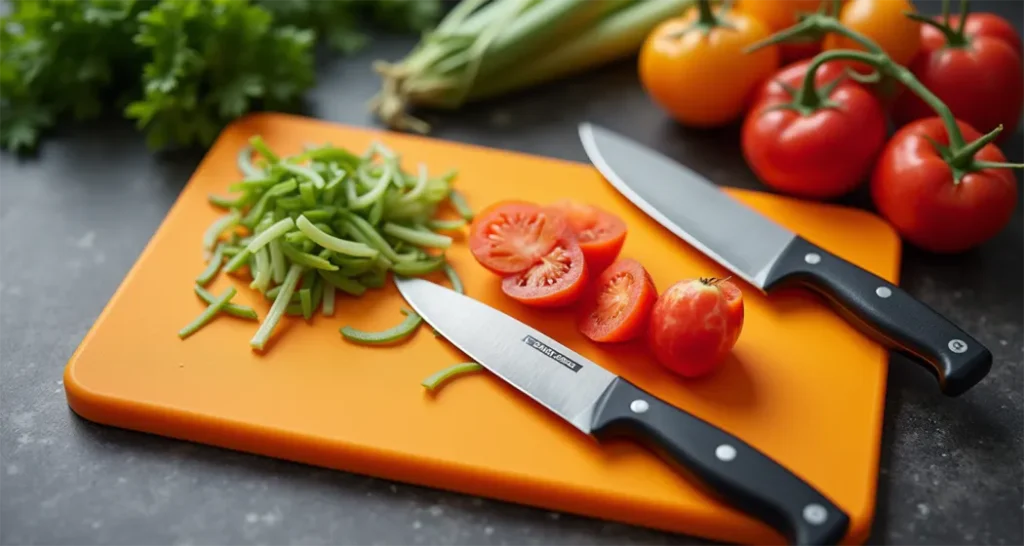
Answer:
[
  {"xmin": 395, "ymin": 276, "xmax": 849, "ymax": 546},
  {"xmin": 578, "ymin": 123, "xmax": 991, "ymax": 397}
]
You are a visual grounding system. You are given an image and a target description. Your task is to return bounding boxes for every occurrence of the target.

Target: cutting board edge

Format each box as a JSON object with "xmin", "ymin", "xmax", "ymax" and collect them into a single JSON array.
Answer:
[
  {"xmin": 65, "ymin": 369, "xmax": 872, "ymax": 545},
  {"xmin": 63, "ymin": 364, "xmax": 874, "ymax": 545}
]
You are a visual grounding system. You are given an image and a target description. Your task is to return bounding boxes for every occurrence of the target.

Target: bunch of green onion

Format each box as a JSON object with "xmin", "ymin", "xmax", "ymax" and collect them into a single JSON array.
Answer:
[
  {"xmin": 179, "ymin": 135, "xmax": 473, "ymax": 351},
  {"xmin": 370, "ymin": 0, "xmax": 694, "ymax": 132}
]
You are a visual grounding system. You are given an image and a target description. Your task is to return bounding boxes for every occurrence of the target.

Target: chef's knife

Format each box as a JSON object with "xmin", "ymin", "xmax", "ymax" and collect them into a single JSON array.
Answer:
[
  {"xmin": 395, "ymin": 276, "xmax": 849, "ymax": 546},
  {"xmin": 578, "ymin": 123, "xmax": 991, "ymax": 397}
]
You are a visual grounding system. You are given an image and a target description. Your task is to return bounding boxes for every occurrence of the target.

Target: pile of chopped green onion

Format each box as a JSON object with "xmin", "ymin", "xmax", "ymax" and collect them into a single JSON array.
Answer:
[{"xmin": 180, "ymin": 135, "xmax": 473, "ymax": 351}]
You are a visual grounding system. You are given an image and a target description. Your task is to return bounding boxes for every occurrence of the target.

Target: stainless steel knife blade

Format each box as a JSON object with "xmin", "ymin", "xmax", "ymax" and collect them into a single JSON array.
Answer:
[
  {"xmin": 578, "ymin": 122, "xmax": 795, "ymax": 289},
  {"xmin": 578, "ymin": 122, "xmax": 993, "ymax": 397},
  {"xmin": 394, "ymin": 275, "xmax": 851, "ymax": 545},
  {"xmin": 394, "ymin": 276, "xmax": 616, "ymax": 432}
]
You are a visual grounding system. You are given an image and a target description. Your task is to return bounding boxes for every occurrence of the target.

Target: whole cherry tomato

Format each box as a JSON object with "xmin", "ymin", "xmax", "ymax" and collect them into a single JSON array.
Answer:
[
  {"xmin": 578, "ymin": 258, "xmax": 657, "ymax": 343},
  {"xmin": 870, "ymin": 118, "xmax": 1020, "ymax": 253},
  {"xmin": 647, "ymin": 277, "xmax": 744, "ymax": 379},
  {"xmin": 639, "ymin": 0, "xmax": 779, "ymax": 127},
  {"xmin": 742, "ymin": 59, "xmax": 888, "ymax": 199},
  {"xmin": 893, "ymin": 12, "xmax": 1023, "ymax": 139},
  {"xmin": 736, "ymin": 0, "xmax": 827, "ymax": 63},
  {"xmin": 823, "ymin": 0, "xmax": 921, "ymax": 68}
]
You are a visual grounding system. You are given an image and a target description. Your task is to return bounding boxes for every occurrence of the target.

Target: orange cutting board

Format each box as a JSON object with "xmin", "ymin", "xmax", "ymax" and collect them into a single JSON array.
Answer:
[{"xmin": 64, "ymin": 113, "xmax": 899, "ymax": 545}]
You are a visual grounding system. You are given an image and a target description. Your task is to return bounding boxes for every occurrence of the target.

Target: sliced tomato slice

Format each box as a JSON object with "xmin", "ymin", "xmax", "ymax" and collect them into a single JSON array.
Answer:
[
  {"xmin": 469, "ymin": 201, "xmax": 566, "ymax": 275},
  {"xmin": 578, "ymin": 258, "xmax": 657, "ymax": 343},
  {"xmin": 544, "ymin": 200, "xmax": 626, "ymax": 272},
  {"xmin": 500, "ymin": 234, "xmax": 588, "ymax": 308}
]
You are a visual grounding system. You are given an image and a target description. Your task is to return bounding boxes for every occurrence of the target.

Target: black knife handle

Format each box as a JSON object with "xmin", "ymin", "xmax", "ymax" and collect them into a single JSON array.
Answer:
[
  {"xmin": 591, "ymin": 378, "xmax": 848, "ymax": 546},
  {"xmin": 763, "ymin": 237, "xmax": 991, "ymax": 396}
]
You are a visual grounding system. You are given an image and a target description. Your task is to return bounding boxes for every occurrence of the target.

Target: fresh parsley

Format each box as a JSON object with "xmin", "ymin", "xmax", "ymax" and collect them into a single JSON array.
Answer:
[{"xmin": 0, "ymin": 0, "xmax": 441, "ymax": 154}]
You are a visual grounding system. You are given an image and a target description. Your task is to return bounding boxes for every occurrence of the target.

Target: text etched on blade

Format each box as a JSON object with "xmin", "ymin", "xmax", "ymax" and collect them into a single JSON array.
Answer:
[{"xmin": 522, "ymin": 335, "xmax": 582, "ymax": 373}]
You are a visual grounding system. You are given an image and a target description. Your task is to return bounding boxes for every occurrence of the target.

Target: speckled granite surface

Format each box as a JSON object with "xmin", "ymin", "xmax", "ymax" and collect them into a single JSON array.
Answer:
[{"xmin": 2, "ymin": 2, "xmax": 1021, "ymax": 544}]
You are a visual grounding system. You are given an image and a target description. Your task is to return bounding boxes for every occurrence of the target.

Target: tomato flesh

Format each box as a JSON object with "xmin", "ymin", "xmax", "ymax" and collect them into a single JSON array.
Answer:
[
  {"xmin": 578, "ymin": 259, "xmax": 657, "ymax": 343},
  {"xmin": 501, "ymin": 235, "xmax": 588, "ymax": 308},
  {"xmin": 469, "ymin": 201, "xmax": 565, "ymax": 275},
  {"xmin": 544, "ymin": 200, "xmax": 627, "ymax": 272},
  {"xmin": 647, "ymin": 278, "xmax": 745, "ymax": 378}
]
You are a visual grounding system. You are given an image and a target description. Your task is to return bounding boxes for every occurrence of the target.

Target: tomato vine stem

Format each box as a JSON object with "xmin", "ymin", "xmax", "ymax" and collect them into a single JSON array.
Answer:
[{"xmin": 903, "ymin": 0, "xmax": 971, "ymax": 49}]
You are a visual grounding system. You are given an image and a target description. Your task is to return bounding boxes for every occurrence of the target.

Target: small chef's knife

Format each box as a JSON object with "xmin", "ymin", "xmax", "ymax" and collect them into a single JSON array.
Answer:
[
  {"xmin": 578, "ymin": 123, "xmax": 991, "ymax": 397},
  {"xmin": 395, "ymin": 276, "xmax": 849, "ymax": 546}
]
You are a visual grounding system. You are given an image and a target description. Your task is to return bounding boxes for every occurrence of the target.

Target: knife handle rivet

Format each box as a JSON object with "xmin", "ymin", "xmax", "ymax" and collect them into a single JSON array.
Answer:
[
  {"xmin": 715, "ymin": 444, "xmax": 737, "ymax": 462},
  {"xmin": 629, "ymin": 399, "xmax": 649, "ymax": 414},
  {"xmin": 948, "ymin": 339, "xmax": 968, "ymax": 354},
  {"xmin": 804, "ymin": 253, "xmax": 822, "ymax": 265},
  {"xmin": 803, "ymin": 503, "xmax": 828, "ymax": 525},
  {"xmin": 875, "ymin": 286, "xmax": 892, "ymax": 298}
]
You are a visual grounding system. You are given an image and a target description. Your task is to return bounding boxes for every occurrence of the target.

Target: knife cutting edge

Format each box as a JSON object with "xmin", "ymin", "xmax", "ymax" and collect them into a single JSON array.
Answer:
[
  {"xmin": 395, "ymin": 276, "xmax": 849, "ymax": 546},
  {"xmin": 578, "ymin": 123, "xmax": 992, "ymax": 397}
]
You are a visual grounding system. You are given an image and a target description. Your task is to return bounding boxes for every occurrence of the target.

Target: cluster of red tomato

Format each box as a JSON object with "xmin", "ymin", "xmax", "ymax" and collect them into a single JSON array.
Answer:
[
  {"xmin": 639, "ymin": 0, "xmax": 1022, "ymax": 254},
  {"xmin": 469, "ymin": 200, "xmax": 744, "ymax": 379}
]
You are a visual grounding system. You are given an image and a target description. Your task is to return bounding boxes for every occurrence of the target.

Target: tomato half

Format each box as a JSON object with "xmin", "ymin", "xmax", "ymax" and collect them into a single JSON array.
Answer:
[
  {"xmin": 578, "ymin": 258, "xmax": 657, "ymax": 343},
  {"xmin": 544, "ymin": 200, "xmax": 627, "ymax": 272},
  {"xmin": 647, "ymin": 277, "xmax": 745, "ymax": 378},
  {"xmin": 501, "ymin": 234, "xmax": 588, "ymax": 308},
  {"xmin": 469, "ymin": 201, "xmax": 565, "ymax": 275}
]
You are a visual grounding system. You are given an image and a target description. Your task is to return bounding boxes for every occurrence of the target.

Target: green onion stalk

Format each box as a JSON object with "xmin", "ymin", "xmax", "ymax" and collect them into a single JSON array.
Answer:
[
  {"xmin": 184, "ymin": 135, "xmax": 474, "ymax": 350},
  {"xmin": 746, "ymin": 6, "xmax": 1024, "ymax": 183},
  {"xmin": 370, "ymin": 0, "xmax": 695, "ymax": 133}
]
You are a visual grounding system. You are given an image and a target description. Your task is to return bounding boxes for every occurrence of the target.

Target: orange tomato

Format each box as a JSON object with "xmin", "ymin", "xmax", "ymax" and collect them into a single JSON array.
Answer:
[
  {"xmin": 736, "ymin": 0, "xmax": 830, "ymax": 63},
  {"xmin": 823, "ymin": 0, "xmax": 921, "ymax": 68},
  {"xmin": 639, "ymin": 3, "xmax": 780, "ymax": 127},
  {"xmin": 736, "ymin": 0, "xmax": 825, "ymax": 33}
]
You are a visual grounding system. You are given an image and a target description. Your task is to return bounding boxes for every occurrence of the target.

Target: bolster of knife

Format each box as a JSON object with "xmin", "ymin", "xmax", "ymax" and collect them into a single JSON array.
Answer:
[
  {"xmin": 590, "ymin": 377, "xmax": 849, "ymax": 546},
  {"xmin": 762, "ymin": 237, "xmax": 992, "ymax": 396}
]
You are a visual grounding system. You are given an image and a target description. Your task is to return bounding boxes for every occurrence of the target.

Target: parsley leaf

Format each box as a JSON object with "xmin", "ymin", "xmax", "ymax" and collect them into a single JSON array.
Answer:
[{"xmin": 0, "ymin": 0, "xmax": 443, "ymax": 154}]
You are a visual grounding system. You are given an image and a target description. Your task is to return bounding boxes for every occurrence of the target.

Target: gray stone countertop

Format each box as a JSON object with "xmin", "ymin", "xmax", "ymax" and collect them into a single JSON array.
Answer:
[{"xmin": 2, "ymin": 1, "xmax": 1021, "ymax": 544}]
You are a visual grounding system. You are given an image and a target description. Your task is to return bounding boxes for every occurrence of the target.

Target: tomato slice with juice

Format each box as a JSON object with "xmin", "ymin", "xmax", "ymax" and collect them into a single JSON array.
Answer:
[
  {"xmin": 543, "ymin": 200, "xmax": 626, "ymax": 272},
  {"xmin": 578, "ymin": 258, "xmax": 657, "ymax": 343},
  {"xmin": 500, "ymin": 233, "xmax": 588, "ymax": 308},
  {"xmin": 469, "ymin": 201, "xmax": 566, "ymax": 275}
]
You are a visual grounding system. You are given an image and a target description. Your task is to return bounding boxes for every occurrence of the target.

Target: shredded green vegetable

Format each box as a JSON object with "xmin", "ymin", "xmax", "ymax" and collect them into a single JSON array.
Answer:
[
  {"xmin": 341, "ymin": 308, "xmax": 423, "ymax": 345},
  {"xmin": 196, "ymin": 245, "xmax": 225, "ymax": 286},
  {"xmin": 246, "ymin": 217, "xmax": 295, "ymax": 253},
  {"xmin": 193, "ymin": 285, "xmax": 258, "ymax": 320},
  {"xmin": 178, "ymin": 287, "xmax": 238, "ymax": 339},
  {"xmin": 427, "ymin": 218, "xmax": 466, "ymax": 231},
  {"xmin": 203, "ymin": 210, "xmax": 241, "ymax": 257},
  {"xmin": 322, "ymin": 283, "xmax": 336, "ymax": 316},
  {"xmin": 444, "ymin": 263, "xmax": 464, "ymax": 294},
  {"xmin": 186, "ymin": 137, "xmax": 474, "ymax": 352},
  {"xmin": 237, "ymin": 145, "xmax": 264, "ymax": 180},
  {"xmin": 296, "ymin": 216, "xmax": 378, "ymax": 258},
  {"xmin": 421, "ymin": 362, "xmax": 485, "ymax": 392},
  {"xmin": 449, "ymin": 190, "xmax": 474, "ymax": 221},
  {"xmin": 383, "ymin": 223, "xmax": 452, "ymax": 249},
  {"xmin": 251, "ymin": 264, "xmax": 304, "ymax": 351}
]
